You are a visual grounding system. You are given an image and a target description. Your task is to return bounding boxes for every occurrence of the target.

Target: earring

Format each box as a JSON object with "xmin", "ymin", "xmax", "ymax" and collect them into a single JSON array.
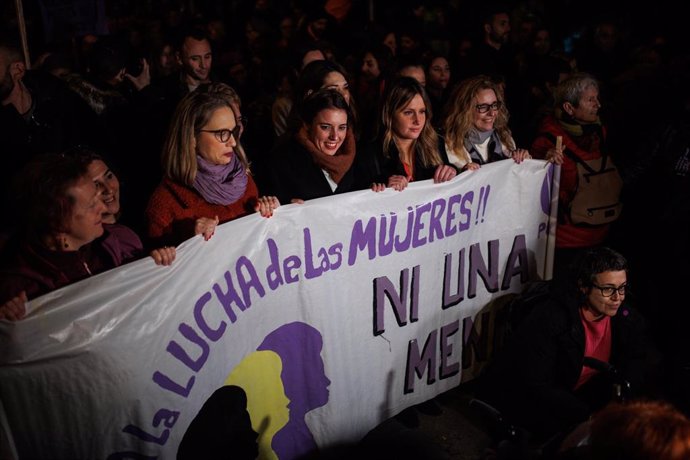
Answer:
[{"xmin": 62, "ymin": 237, "xmax": 69, "ymax": 249}]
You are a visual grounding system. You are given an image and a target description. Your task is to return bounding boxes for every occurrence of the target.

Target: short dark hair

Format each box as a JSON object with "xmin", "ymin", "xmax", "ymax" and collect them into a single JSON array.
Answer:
[
  {"xmin": 296, "ymin": 59, "xmax": 351, "ymax": 101},
  {"xmin": 299, "ymin": 88, "xmax": 351, "ymax": 126},
  {"xmin": 89, "ymin": 38, "xmax": 127, "ymax": 80},
  {"xmin": 288, "ymin": 59, "xmax": 357, "ymax": 133},
  {"xmin": 14, "ymin": 152, "xmax": 93, "ymax": 240},
  {"xmin": 362, "ymin": 43, "xmax": 395, "ymax": 77},
  {"xmin": 574, "ymin": 246, "xmax": 628, "ymax": 288},
  {"xmin": 481, "ymin": 2, "xmax": 511, "ymax": 25},
  {"xmin": 175, "ymin": 26, "xmax": 211, "ymax": 52},
  {"xmin": 394, "ymin": 54, "xmax": 425, "ymax": 74}
]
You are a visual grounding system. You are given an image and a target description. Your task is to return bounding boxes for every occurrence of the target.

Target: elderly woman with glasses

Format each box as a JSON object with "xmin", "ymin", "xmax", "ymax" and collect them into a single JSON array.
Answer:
[
  {"xmin": 443, "ymin": 74, "xmax": 530, "ymax": 171},
  {"xmin": 146, "ymin": 82, "xmax": 278, "ymax": 247}
]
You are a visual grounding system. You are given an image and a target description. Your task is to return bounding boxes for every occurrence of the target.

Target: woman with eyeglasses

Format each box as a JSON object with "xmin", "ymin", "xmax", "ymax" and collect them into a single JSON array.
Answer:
[
  {"xmin": 145, "ymin": 82, "xmax": 278, "ymax": 247},
  {"xmin": 475, "ymin": 246, "xmax": 659, "ymax": 444},
  {"xmin": 443, "ymin": 74, "xmax": 531, "ymax": 171},
  {"xmin": 530, "ymin": 73, "xmax": 622, "ymax": 280},
  {"xmin": 357, "ymin": 76, "xmax": 457, "ymax": 192}
]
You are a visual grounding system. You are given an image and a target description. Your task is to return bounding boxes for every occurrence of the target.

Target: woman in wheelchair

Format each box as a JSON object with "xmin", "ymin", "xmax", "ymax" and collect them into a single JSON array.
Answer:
[{"xmin": 474, "ymin": 247, "xmax": 660, "ymax": 443}]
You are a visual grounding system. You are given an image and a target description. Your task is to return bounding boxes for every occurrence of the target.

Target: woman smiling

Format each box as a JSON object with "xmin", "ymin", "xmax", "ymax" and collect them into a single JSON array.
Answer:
[
  {"xmin": 443, "ymin": 75, "xmax": 530, "ymax": 171},
  {"xmin": 0, "ymin": 152, "xmax": 174, "ymax": 321},
  {"xmin": 267, "ymin": 89, "xmax": 358, "ymax": 204},
  {"xmin": 87, "ymin": 156, "xmax": 121, "ymax": 224}
]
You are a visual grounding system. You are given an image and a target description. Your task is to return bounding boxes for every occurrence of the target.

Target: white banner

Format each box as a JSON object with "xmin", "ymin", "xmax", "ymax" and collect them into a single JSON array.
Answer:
[{"xmin": 0, "ymin": 160, "xmax": 557, "ymax": 460}]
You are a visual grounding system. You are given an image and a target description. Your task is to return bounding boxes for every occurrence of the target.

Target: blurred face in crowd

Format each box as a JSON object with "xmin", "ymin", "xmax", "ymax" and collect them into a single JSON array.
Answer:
[
  {"xmin": 88, "ymin": 159, "xmax": 120, "ymax": 224},
  {"xmin": 307, "ymin": 108, "xmax": 348, "ymax": 156},
  {"xmin": 473, "ymin": 88, "xmax": 500, "ymax": 132},
  {"xmin": 383, "ymin": 32, "xmax": 397, "ymax": 55},
  {"xmin": 309, "ymin": 18, "xmax": 328, "ymax": 39},
  {"xmin": 457, "ymin": 38, "xmax": 473, "ymax": 58},
  {"xmin": 280, "ymin": 16, "xmax": 294, "ymax": 40},
  {"xmin": 158, "ymin": 44, "xmax": 176, "ymax": 73},
  {"xmin": 595, "ymin": 23, "xmax": 618, "ymax": 52},
  {"xmin": 207, "ymin": 19, "xmax": 226, "ymax": 42},
  {"xmin": 487, "ymin": 13, "xmax": 511, "ymax": 46},
  {"xmin": 533, "ymin": 29, "xmax": 551, "ymax": 55},
  {"xmin": 567, "ymin": 86, "xmax": 601, "ymax": 124},
  {"xmin": 361, "ymin": 52, "xmax": 380, "ymax": 81},
  {"xmin": 228, "ymin": 62, "xmax": 248, "ymax": 86},
  {"xmin": 581, "ymin": 270, "xmax": 627, "ymax": 319},
  {"xmin": 178, "ymin": 37, "xmax": 212, "ymax": 83},
  {"xmin": 400, "ymin": 35, "xmax": 419, "ymax": 55},
  {"xmin": 196, "ymin": 106, "xmax": 238, "ymax": 165},
  {"xmin": 399, "ymin": 65, "xmax": 426, "ymax": 86},
  {"xmin": 63, "ymin": 176, "xmax": 107, "ymax": 249},
  {"xmin": 427, "ymin": 57, "xmax": 450, "ymax": 91},
  {"xmin": 321, "ymin": 71, "xmax": 350, "ymax": 105},
  {"xmin": 245, "ymin": 23, "xmax": 260, "ymax": 45},
  {"xmin": 393, "ymin": 94, "xmax": 426, "ymax": 142}
]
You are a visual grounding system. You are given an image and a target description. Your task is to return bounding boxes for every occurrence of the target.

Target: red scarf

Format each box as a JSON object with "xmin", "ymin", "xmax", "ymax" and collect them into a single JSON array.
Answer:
[{"xmin": 295, "ymin": 125, "xmax": 356, "ymax": 184}]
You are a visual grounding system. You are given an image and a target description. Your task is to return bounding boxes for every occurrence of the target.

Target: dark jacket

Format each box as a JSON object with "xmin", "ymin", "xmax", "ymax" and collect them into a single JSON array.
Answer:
[
  {"xmin": 146, "ymin": 176, "xmax": 259, "ymax": 248},
  {"xmin": 266, "ymin": 136, "xmax": 357, "ymax": 204},
  {"xmin": 355, "ymin": 135, "xmax": 454, "ymax": 188},
  {"xmin": 0, "ymin": 224, "xmax": 143, "ymax": 304},
  {"xmin": 0, "ymin": 71, "xmax": 103, "ymax": 231}
]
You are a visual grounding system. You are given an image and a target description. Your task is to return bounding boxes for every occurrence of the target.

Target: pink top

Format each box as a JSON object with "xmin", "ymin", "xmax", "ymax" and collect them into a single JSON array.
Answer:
[{"xmin": 575, "ymin": 309, "xmax": 612, "ymax": 389}]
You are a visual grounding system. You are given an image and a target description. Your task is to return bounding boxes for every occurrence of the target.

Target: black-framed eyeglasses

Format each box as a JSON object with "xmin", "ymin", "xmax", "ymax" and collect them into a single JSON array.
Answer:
[
  {"xmin": 475, "ymin": 101, "xmax": 503, "ymax": 113},
  {"xmin": 199, "ymin": 125, "xmax": 241, "ymax": 143},
  {"xmin": 591, "ymin": 283, "xmax": 627, "ymax": 297}
]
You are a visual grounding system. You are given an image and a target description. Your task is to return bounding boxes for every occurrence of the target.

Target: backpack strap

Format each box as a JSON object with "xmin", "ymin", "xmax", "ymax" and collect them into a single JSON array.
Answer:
[{"xmin": 537, "ymin": 132, "xmax": 608, "ymax": 173}]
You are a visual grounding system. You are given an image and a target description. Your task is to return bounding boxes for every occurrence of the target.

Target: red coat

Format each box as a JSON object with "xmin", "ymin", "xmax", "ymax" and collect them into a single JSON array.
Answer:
[
  {"xmin": 146, "ymin": 176, "xmax": 259, "ymax": 247},
  {"xmin": 531, "ymin": 116, "xmax": 611, "ymax": 249}
]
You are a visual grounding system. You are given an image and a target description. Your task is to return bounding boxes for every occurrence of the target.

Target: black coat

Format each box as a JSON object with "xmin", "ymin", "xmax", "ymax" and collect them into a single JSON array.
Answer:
[
  {"xmin": 266, "ymin": 136, "xmax": 357, "ymax": 204},
  {"xmin": 355, "ymin": 135, "xmax": 455, "ymax": 188},
  {"xmin": 0, "ymin": 71, "xmax": 103, "ymax": 234}
]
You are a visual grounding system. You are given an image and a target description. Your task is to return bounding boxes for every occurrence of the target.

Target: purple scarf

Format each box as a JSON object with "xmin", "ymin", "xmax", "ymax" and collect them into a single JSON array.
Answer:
[{"xmin": 193, "ymin": 154, "xmax": 248, "ymax": 205}]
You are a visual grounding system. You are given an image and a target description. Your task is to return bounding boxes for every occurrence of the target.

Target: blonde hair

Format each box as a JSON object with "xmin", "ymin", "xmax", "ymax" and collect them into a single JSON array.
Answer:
[
  {"xmin": 161, "ymin": 82, "xmax": 250, "ymax": 186},
  {"xmin": 443, "ymin": 75, "xmax": 515, "ymax": 163},
  {"xmin": 379, "ymin": 76, "xmax": 442, "ymax": 168}
]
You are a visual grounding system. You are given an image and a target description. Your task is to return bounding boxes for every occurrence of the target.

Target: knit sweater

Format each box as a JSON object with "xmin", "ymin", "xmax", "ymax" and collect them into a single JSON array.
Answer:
[{"xmin": 146, "ymin": 176, "xmax": 259, "ymax": 247}]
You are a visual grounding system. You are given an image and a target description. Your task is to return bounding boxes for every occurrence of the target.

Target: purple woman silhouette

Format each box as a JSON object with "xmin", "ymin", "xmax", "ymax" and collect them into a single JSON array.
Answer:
[{"xmin": 257, "ymin": 321, "xmax": 331, "ymax": 459}]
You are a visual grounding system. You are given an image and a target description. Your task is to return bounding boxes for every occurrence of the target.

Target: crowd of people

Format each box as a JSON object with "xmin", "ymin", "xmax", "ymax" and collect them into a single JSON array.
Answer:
[{"xmin": 1, "ymin": 0, "xmax": 689, "ymax": 457}]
